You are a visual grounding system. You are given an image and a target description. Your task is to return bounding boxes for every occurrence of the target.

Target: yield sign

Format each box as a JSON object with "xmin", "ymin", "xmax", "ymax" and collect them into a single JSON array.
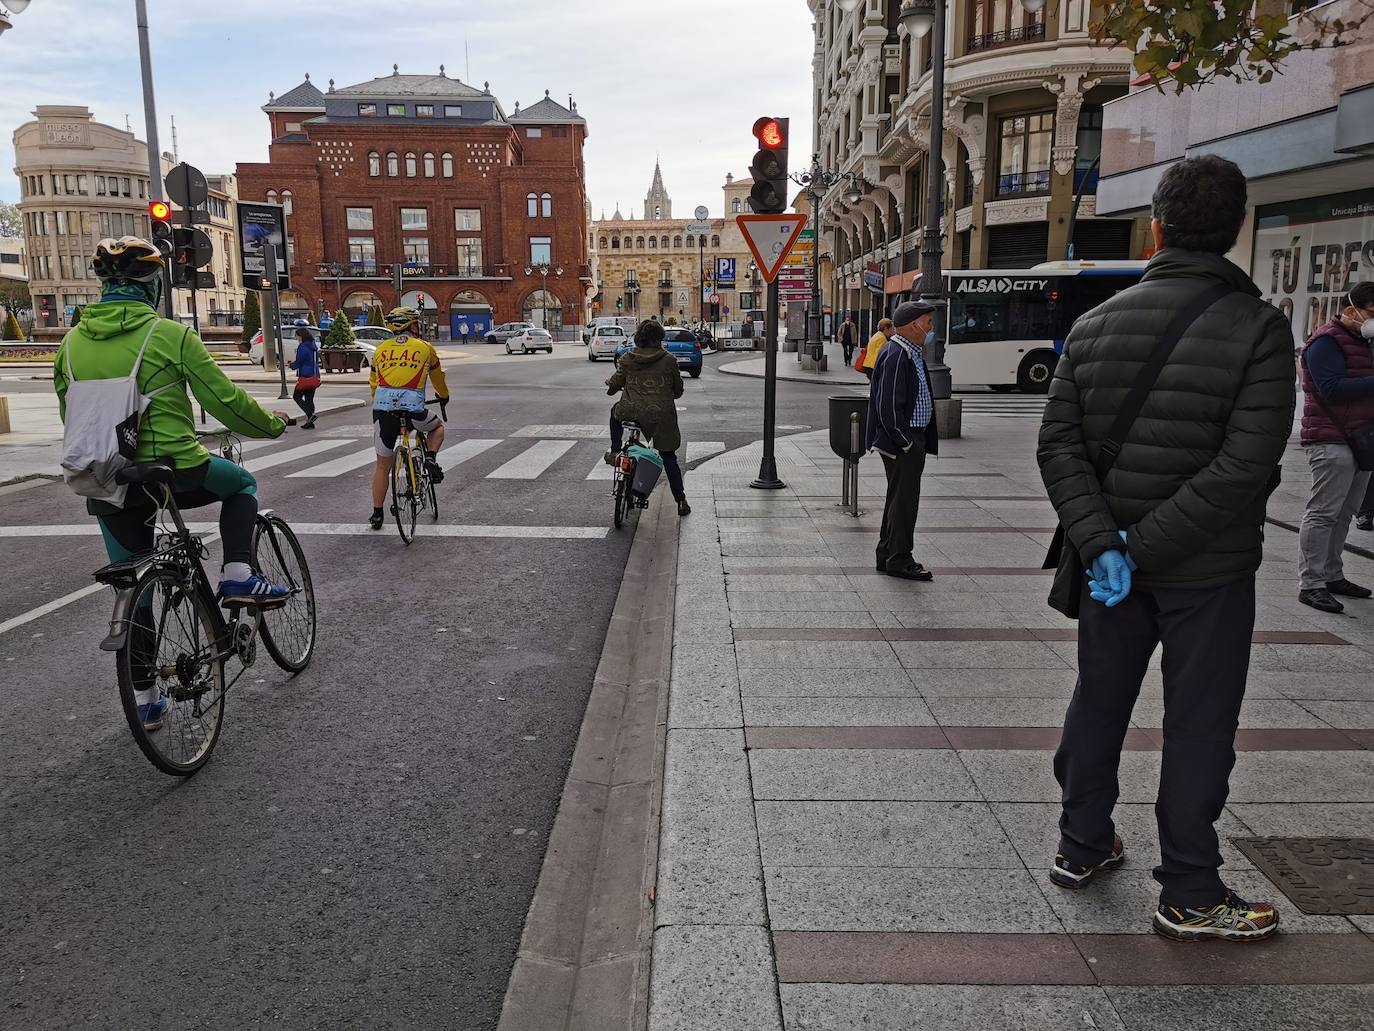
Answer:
[{"xmin": 736, "ymin": 214, "xmax": 809, "ymax": 283}]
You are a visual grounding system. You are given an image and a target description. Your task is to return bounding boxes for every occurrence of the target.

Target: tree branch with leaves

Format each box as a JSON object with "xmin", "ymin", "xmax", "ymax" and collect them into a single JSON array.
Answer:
[{"xmin": 1094, "ymin": 0, "xmax": 1371, "ymax": 91}]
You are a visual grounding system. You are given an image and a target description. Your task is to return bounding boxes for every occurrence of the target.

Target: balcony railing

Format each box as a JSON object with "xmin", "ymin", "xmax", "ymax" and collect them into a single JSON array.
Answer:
[
  {"xmin": 967, "ymin": 21, "xmax": 1045, "ymax": 53},
  {"xmin": 996, "ymin": 169, "xmax": 1051, "ymax": 197},
  {"xmin": 657, "ymin": 277, "xmax": 673, "ymax": 288},
  {"xmin": 333, "ymin": 262, "xmax": 511, "ymax": 279}
]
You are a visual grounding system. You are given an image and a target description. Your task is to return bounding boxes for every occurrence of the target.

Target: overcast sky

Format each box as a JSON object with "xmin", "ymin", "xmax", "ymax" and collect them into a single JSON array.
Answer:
[{"xmin": 0, "ymin": 0, "xmax": 816, "ymax": 219}]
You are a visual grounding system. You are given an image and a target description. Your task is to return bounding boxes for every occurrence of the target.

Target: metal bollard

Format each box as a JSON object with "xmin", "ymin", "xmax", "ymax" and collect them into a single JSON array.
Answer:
[{"xmin": 837, "ymin": 412, "xmax": 863, "ymax": 518}]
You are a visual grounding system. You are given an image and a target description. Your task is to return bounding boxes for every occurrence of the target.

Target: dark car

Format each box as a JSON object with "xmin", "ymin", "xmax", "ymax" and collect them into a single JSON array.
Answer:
[{"xmin": 614, "ymin": 326, "xmax": 704, "ymax": 377}]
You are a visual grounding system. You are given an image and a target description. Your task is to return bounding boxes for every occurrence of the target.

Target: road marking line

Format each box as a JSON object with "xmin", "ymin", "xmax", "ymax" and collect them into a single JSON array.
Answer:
[
  {"xmin": 487, "ymin": 439, "xmax": 576, "ymax": 479},
  {"xmin": 288, "ymin": 448, "xmax": 378, "ymax": 478},
  {"xmin": 513, "ymin": 424, "xmax": 607, "ymax": 439},
  {"xmin": 0, "ymin": 522, "xmax": 607, "ymax": 540},
  {"xmin": 442, "ymin": 438, "xmax": 503, "ymax": 466},
  {"xmin": 243, "ymin": 438, "xmax": 355, "ymax": 472},
  {"xmin": 0, "ymin": 478, "xmax": 54, "ymax": 497},
  {"xmin": 0, "ymin": 583, "xmax": 106, "ymax": 636}
]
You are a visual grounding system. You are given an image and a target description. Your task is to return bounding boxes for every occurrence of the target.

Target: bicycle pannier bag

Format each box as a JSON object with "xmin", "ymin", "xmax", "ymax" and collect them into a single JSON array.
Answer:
[
  {"xmin": 60, "ymin": 322, "xmax": 167, "ymax": 508},
  {"xmin": 628, "ymin": 443, "xmax": 663, "ymax": 498}
]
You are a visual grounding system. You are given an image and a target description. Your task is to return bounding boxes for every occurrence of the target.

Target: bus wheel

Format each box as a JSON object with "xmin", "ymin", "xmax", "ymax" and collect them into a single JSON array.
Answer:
[
  {"xmin": 1017, "ymin": 351, "xmax": 1057, "ymax": 394},
  {"xmin": 988, "ymin": 384, "xmax": 1017, "ymax": 393}
]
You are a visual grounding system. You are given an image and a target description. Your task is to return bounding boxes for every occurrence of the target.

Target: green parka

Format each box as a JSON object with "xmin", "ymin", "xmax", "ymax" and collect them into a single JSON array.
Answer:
[
  {"xmin": 607, "ymin": 346, "xmax": 684, "ymax": 452},
  {"xmin": 1037, "ymin": 250, "xmax": 1296, "ymax": 589}
]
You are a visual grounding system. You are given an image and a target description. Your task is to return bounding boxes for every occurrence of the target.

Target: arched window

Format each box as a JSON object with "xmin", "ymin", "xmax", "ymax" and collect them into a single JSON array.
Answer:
[
  {"xmin": 732, "ymin": 198, "xmax": 741, "ymax": 213},
  {"xmin": 673, "ymin": 235, "xmax": 682, "ymax": 248},
  {"xmin": 636, "ymin": 236, "xmax": 645, "ymax": 249},
  {"xmin": 368, "ymin": 151, "xmax": 381, "ymax": 176},
  {"xmin": 267, "ymin": 190, "xmax": 278, "ymax": 204},
  {"xmin": 711, "ymin": 235, "xmax": 721, "ymax": 248},
  {"xmin": 611, "ymin": 237, "xmax": 620, "ymax": 249},
  {"xmin": 527, "ymin": 192, "xmax": 538, "ymax": 217},
  {"xmin": 282, "ymin": 190, "xmax": 293, "ymax": 215},
  {"xmin": 405, "ymin": 152, "xmax": 417, "ymax": 177},
  {"xmin": 541, "ymin": 192, "xmax": 552, "ymax": 217},
  {"xmin": 441, "ymin": 152, "xmax": 453, "ymax": 177},
  {"xmin": 649, "ymin": 236, "xmax": 657, "ymax": 249},
  {"xmin": 387, "ymin": 152, "xmax": 399, "ymax": 176},
  {"xmin": 423, "ymin": 153, "xmax": 435, "ymax": 177},
  {"xmin": 686, "ymin": 235, "xmax": 695, "ymax": 248},
  {"xmin": 654, "ymin": 205, "xmax": 662, "ymax": 218},
  {"xmin": 599, "ymin": 236, "xmax": 608, "ymax": 249},
  {"xmin": 745, "ymin": 198, "xmax": 754, "ymax": 213}
]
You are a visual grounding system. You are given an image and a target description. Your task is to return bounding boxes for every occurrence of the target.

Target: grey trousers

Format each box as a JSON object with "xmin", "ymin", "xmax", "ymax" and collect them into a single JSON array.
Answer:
[{"xmin": 1298, "ymin": 442, "xmax": 1372, "ymax": 590}]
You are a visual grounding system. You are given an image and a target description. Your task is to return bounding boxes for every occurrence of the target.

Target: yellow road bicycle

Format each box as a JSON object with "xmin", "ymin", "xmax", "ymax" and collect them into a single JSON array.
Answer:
[{"xmin": 390, "ymin": 398, "xmax": 446, "ymax": 544}]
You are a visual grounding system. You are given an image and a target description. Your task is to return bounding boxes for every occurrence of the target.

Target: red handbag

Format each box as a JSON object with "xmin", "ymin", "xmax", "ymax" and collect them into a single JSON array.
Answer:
[{"xmin": 296, "ymin": 373, "xmax": 322, "ymax": 390}]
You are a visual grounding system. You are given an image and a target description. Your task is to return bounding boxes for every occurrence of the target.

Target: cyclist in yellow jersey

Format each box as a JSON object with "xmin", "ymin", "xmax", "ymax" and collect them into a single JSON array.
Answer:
[{"xmin": 368, "ymin": 306, "xmax": 450, "ymax": 530}]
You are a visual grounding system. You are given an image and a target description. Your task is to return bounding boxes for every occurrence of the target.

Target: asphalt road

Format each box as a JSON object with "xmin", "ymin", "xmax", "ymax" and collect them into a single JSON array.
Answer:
[{"xmin": 0, "ymin": 345, "xmax": 832, "ymax": 1030}]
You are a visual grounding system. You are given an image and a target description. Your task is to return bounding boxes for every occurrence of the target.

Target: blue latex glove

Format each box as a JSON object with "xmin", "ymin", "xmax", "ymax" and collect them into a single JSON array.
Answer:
[{"xmin": 1087, "ymin": 549, "xmax": 1133, "ymax": 607}]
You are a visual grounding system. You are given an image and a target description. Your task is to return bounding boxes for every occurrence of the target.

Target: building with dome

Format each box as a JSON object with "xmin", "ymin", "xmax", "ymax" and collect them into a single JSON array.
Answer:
[
  {"xmin": 588, "ymin": 164, "xmax": 762, "ymax": 324},
  {"xmin": 235, "ymin": 68, "xmax": 591, "ymax": 336}
]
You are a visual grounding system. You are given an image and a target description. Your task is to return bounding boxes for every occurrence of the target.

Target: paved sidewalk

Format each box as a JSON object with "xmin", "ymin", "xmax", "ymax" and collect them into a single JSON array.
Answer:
[
  {"xmin": 650, "ymin": 416, "xmax": 1374, "ymax": 1030},
  {"xmin": 720, "ymin": 340, "xmax": 870, "ymax": 388}
]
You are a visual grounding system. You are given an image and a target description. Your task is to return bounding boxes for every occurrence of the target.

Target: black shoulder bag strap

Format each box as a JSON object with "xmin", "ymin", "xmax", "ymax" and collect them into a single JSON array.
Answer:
[{"xmin": 1043, "ymin": 280, "xmax": 1233, "ymax": 611}]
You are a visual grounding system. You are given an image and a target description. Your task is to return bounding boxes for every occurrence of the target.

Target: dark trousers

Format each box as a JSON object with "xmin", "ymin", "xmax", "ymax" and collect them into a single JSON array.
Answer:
[
  {"xmin": 876, "ymin": 442, "xmax": 926, "ymax": 572},
  {"xmin": 293, "ymin": 386, "xmax": 317, "ymax": 420},
  {"xmin": 841, "ymin": 335, "xmax": 855, "ymax": 365},
  {"xmin": 1056, "ymin": 575, "xmax": 1256, "ymax": 907},
  {"xmin": 610, "ymin": 416, "xmax": 685, "ymax": 502},
  {"xmin": 1361, "ymin": 475, "xmax": 1374, "ymax": 519}
]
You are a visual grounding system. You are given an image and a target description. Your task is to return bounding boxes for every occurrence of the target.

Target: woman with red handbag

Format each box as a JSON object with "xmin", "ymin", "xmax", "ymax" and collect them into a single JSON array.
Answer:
[{"xmin": 288, "ymin": 325, "xmax": 322, "ymax": 429}]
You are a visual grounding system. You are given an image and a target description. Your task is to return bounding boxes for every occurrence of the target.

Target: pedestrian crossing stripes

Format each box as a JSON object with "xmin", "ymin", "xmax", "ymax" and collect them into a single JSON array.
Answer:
[
  {"xmin": 193, "ymin": 432, "xmax": 730, "ymax": 484},
  {"xmin": 955, "ymin": 394, "xmax": 1048, "ymax": 418}
]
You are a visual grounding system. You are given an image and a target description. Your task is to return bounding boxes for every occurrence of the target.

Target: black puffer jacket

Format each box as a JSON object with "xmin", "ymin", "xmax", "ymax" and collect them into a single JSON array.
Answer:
[{"xmin": 1038, "ymin": 250, "xmax": 1296, "ymax": 589}]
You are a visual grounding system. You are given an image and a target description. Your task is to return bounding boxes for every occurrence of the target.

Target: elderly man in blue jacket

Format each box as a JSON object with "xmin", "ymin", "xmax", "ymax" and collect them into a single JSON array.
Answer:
[{"xmin": 866, "ymin": 299, "xmax": 941, "ymax": 580}]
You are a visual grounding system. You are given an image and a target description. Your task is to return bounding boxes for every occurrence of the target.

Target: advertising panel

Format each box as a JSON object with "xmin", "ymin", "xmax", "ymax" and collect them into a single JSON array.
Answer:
[
  {"xmin": 236, "ymin": 201, "xmax": 289, "ymax": 291},
  {"xmin": 1253, "ymin": 188, "xmax": 1374, "ymax": 347}
]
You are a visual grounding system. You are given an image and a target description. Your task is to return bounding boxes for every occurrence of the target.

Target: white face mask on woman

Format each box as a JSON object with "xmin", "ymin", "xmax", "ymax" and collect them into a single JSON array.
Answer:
[{"xmin": 1345, "ymin": 295, "xmax": 1374, "ymax": 340}]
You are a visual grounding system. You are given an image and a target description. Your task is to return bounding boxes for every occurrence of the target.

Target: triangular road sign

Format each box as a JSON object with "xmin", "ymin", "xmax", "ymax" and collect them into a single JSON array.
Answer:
[{"xmin": 736, "ymin": 214, "xmax": 808, "ymax": 283}]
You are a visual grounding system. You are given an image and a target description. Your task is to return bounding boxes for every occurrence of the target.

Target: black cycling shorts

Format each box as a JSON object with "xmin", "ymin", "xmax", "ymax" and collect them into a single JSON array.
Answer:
[{"xmin": 372, "ymin": 409, "xmax": 441, "ymax": 456}]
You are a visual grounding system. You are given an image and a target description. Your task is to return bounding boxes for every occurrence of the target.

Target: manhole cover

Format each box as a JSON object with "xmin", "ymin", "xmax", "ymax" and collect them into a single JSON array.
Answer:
[{"xmin": 1232, "ymin": 837, "xmax": 1374, "ymax": 914}]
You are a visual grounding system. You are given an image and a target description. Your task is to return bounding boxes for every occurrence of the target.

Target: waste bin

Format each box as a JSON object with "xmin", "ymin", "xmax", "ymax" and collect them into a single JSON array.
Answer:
[{"xmin": 828, "ymin": 395, "xmax": 870, "ymax": 460}]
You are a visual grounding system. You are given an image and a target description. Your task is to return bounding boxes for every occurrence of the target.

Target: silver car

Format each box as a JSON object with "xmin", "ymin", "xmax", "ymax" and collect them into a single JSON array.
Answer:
[{"xmin": 485, "ymin": 322, "xmax": 536, "ymax": 345}]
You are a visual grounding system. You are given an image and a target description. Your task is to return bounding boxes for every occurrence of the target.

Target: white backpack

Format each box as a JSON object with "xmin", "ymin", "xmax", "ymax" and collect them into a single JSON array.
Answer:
[{"xmin": 59, "ymin": 322, "xmax": 171, "ymax": 508}]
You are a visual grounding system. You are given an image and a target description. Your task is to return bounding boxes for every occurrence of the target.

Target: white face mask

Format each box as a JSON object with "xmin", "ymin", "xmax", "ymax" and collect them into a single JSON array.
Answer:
[{"xmin": 1360, "ymin": 316, "xmax": 1374, "ymax": 341}]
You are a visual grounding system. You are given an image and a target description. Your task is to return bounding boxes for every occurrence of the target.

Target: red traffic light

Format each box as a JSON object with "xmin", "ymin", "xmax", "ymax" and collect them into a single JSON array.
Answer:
[
  {"xmin": 753, "ymin": 117, "xmax": 786, "ymax": 150},
  {"xmin": 149, "ymin": 200, "xmax": 171, "ymax": 221}
]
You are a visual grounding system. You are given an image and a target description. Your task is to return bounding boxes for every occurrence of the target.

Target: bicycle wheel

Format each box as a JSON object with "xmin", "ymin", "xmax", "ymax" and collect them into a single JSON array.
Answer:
[
  {"xmin": 252, "ymin": 514, "xmax": 317, "ymax": 673},
  {"xmin": 391, "ymin": 446, "xmax": 418, "ymax": 544},
  {"xmin": 116, "ymin": 565, "xmax": 225, "ymax": 776},
  {"xmin": 613, "ymin": 473, "xmax": 629, "ymax": 529},
  {"xmin": 427, "ymin": 467, "xmax": 439, "ymax": 520}
]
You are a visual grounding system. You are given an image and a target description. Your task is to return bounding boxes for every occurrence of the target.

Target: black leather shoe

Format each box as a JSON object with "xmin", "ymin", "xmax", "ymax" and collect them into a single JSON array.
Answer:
[
  {"xmin": 1299, "ymin": 588, "xmax": 1344, "ymax": 613},
  {"xmin": 878, "ymin": 561, "xmax": 924, "ymax": 573},
  {"xmin": 1356, "ymin": 515, "xmax": 1373, "ymax": 532},
  {"xmin": 887, "ymin": 564, "xmax": 933, "ymax": 582},
  {"xmin": 678, "ymin": 500, "xmax": 692, "ymax": 517},
  {"xmin": 1327, "ymin": 578, "xmax": 1373, "ymax": 599}
]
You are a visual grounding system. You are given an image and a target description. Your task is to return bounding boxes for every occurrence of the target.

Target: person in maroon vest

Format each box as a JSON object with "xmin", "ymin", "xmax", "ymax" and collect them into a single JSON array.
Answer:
[{"xmin": 1297, "ymin": 280, "xmax": 1374, "ymax": 612}]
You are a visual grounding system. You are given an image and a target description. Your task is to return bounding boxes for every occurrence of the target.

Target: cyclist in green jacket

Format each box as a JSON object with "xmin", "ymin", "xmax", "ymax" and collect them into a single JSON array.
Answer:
[{"xmin": 55, "ymin": 237, "xmax": 294, "ymax": 725}]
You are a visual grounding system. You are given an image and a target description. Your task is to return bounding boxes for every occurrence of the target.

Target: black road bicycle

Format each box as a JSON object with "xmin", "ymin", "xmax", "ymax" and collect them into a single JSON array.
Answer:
[{"xmin": 91, "ymin": 445, "xmax": 317, "ymax": 776}]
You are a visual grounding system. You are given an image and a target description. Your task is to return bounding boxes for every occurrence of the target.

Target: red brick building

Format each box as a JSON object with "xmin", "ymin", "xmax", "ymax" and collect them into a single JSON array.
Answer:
[{"xmin": 235, "ymin": 68, "xmax": 590, "ymax": 337}]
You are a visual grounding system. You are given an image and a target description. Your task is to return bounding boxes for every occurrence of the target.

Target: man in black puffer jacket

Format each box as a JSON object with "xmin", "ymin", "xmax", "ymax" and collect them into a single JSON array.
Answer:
[{"xmin": 1038, "ymin": 156, "xmax": 1295, "ymax": 943}]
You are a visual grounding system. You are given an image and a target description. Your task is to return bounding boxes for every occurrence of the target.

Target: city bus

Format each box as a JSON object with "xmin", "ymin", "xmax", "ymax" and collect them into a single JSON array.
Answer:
[{"xmin": 891, "ymin": 261, "xmax": 1147, "ymax": 392}]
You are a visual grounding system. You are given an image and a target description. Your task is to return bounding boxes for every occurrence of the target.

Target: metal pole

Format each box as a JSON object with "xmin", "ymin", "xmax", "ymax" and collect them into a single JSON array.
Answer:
[
  {"xmin": 810, "ymin": 176, "xmax": 823, "ymax": 367},
  {"xmin": 920, "ymin": 2, "xmax": 951, "ymax": 400},
  {"xmin": 135, "ymin": 0, "xmax": 174, "ymax": 320},
  {"xmin": 1064, "ymin": 155, "xmax": 1101, "ymax": 261},
  {"xmin": 751, "ymin": 278, "xmax": 785, "ymax": 490}
]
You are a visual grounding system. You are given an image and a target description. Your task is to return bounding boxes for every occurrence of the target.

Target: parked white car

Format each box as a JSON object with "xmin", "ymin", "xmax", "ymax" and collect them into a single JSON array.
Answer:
[
  {"xmin": 250, "ymin": 327, "xmax": 379, "ymax": 367},
  {"xmin": 586, "ymin": 325, "xmax": 627, "ymax": 361},
  {"xmin": 486, "ymin": 321, "xmax": 537, "ymax": 345},
  {"xmin": 505, "ymin": 326, "xmax": 554, "ymax": 354}
]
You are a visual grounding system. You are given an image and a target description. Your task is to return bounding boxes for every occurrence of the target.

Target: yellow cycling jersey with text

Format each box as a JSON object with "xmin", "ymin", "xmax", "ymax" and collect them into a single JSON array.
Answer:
[{"xmin": 369, "ymin": 334, "xmax": 450, "ymax": 410}]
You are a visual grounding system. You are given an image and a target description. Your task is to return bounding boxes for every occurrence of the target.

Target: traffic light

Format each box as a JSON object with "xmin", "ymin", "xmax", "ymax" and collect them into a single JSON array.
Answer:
[
  {"xmin": 616, "ymin": 297, "xmax": 623, "ymax": 311},
  {"xmin": 749, "ymin": 116, "xmax": 789, "ymax": 214},
  {"xmin": 170, "ymin": 226, "xmax": 213, "ymax": 287},
  {"xmin": 149, "ymin": 200, "xmax": 173, "ymax": 258}
]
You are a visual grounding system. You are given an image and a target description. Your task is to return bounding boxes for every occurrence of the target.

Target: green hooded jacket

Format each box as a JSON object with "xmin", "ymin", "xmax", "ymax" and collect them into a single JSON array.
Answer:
[
  {"xmin": 54, "ymin": 300, "xmax": 285, "ymax": 471},
  {"xmin": 606, "ymin": 346, "xmax": 684, "ymax": 452}
]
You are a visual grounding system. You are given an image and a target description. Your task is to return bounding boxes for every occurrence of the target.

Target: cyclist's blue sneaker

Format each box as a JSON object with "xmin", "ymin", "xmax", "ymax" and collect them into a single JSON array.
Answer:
[
  {"xmin": 138, "ymin": 692, "xmax": 170, "ymax": 732},
  {"xmin": 218, "ymin": 571, "xmax": 291, "ymax": 605}
]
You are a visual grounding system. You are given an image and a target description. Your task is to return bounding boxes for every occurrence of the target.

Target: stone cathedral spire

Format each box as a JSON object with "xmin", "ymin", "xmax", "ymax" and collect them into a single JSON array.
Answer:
[{"xmin": 644, "ymin": 160, "xmax": 671, "ymax": 220}]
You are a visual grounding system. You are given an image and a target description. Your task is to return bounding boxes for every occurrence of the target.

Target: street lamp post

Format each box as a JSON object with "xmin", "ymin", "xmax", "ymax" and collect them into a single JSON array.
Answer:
[
  {"xmin": 0, "ymin": 0, "xmax": 34, "ymax": 36},
  {"xmin": 524, "ymin": 262, "xmax": 563, "ymax": 331},
  {"xmin": 791, "ymin": 155, "xmax": 864, "ymax": 369},
  {"xmin": 900, "ymin": 0, "xmax": 1044, "ymax": 399}
]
